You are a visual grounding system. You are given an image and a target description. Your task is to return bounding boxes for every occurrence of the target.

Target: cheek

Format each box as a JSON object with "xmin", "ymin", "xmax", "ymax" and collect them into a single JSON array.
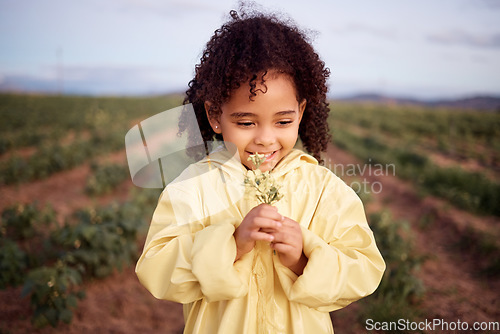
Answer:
[
  {"xmin": 282, "ymin": 127, "xmax": 300, "ymax": 145},
  {"xmin": 221, "ymin": 128, "xmax": 251, "ymax": 148}
]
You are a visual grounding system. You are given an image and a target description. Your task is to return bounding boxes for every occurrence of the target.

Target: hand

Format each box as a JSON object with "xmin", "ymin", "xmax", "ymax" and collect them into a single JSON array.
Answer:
[
  {"xmin": 234, "ymin": 203, "xmax": 283, "ymax": 261},
  {"xmin": 268, "ymin": 217, "xmax": 308, "ymax": 275}
]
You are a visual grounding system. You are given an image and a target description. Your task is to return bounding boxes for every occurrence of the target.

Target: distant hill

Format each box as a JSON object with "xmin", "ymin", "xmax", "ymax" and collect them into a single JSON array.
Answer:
[{"xmin": 335, "ymin": 93, "xmax": 500, "ymax": 112}]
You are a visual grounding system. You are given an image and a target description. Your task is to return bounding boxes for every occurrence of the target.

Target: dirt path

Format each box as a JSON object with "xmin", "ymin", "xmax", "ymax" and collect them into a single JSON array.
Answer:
[
  {"xmin": 0, "ymin": 150, "xmax": 130, "ymax": 223},
  {"xmin": 326, "ymin": 144, "xmax": 500, "ymax": 332}
]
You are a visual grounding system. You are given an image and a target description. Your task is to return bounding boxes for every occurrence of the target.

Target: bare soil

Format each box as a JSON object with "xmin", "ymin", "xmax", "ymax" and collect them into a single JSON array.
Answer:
[{"xmin": 0, "ymin": 150, "xmax": 130, "ymax": 224}]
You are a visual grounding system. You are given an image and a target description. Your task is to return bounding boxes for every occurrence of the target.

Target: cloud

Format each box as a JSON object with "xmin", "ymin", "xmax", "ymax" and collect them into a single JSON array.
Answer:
[
  {"xmin": 331, "ymin": 22, "xmax": 400, "ymax": 41},
  {"xmin": 480, "ymin": 0, "xmax": 500, "ymax": 9},
  {"xmin": 0, "ymin": 65, "xmax": 188, "ymax": 95},
  {"xmin": 427, "ymin": 30, "xmax": 500, "ymax": 49},
  {"xmin": 111, "ymin": 0, "xmax": 227, "ymax": 19}
]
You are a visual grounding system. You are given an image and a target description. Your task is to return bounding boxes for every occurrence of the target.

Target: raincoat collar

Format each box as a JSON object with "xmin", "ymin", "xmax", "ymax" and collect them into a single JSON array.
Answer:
[{"xmin": 200, "ymin": 147, "xmax": 318, "ymax": 179}]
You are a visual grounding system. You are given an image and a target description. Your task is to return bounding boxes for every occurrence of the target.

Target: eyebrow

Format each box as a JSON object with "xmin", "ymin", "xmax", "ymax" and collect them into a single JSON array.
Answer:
[
  {"xmin": 229, "ymin": 112, "xmax": 255, "ymax": 118},
  {"xmin": 229, "ymin": 110, "xmax": 297, "ymax": 118}
]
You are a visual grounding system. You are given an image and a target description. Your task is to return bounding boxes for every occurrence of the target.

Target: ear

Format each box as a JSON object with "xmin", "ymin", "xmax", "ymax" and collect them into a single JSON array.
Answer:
[
  {"xmin": 204, "ymin": 101, "xmax": 222, "ymax": 134},
  {"xmin": 297, "ymin": 99, "xmax": 307, "ymax": 124}
]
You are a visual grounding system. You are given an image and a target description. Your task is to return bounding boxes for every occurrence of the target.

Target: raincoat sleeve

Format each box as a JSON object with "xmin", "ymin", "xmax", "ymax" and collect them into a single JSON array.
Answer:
[
  {"xmin": 275, "ymin": 172, "xmax": 385, "ymax": 312},
  {"xmin": 135, "ymin": 187, "xmax": 253, "ymax": 303}
]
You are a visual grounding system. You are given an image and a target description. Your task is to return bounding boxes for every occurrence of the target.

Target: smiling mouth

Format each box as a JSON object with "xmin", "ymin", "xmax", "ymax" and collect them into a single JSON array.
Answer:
[{"xmin": 247, "ymin": 150, "xmax": 278, "ymax": 161}]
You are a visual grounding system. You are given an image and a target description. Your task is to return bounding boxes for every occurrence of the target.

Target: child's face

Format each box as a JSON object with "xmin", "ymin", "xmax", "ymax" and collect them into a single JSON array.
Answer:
[{"xmin": 207, "ymin": 73, "xmax": 306, "ymax": 172}]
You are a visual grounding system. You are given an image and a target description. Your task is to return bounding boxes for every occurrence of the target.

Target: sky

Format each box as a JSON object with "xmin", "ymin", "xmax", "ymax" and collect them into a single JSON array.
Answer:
[{"xmin": 0, "ymin": 0, "xmax": 499, "ymax": 99}]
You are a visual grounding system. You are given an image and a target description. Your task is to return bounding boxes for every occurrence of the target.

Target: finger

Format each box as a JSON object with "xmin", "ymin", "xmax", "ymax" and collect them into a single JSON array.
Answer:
[
  {"xmin": 260, "ymin": 218, "xmax": 296, "ymax": 234},
  {"xmin": 270, "ymin": 241, "xmax": 294, "ymax": 254},
  {"xmin": 269, "ymin": 232, "xmax": 295, "ymax": 246},
  {"xmin": 249, "ymin": 230, "xmax": 274, "ymax": 242},
  {"xmin": 255, "ymin": 204, "xmax": 284, "ymax": 222},
  {"xmin": 270, "ymin": 227, "xmax": 303, "ymax": 246},
  {"xmin": 281, "ymin": 216, "xmax": 299, "ymax": 228},
  {"xmin": 253, "ymin": 217, "xmax": 282, "ymax": 230},
  {"xmin": 260, "ymin": 227, "xmax": 277, "ymax": 234}
]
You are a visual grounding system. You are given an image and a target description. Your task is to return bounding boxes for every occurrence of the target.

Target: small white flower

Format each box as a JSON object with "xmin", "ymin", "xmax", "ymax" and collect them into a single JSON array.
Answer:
[{"xmin": 248, "ymin": 152, "xmax": 266, "ymax": 169}]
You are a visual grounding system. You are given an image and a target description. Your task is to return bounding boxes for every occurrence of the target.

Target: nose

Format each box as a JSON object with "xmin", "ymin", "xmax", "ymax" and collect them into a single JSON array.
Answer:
[{"xmin": 254, "ymin": 125, "xmax": 276, "ymax": 147}]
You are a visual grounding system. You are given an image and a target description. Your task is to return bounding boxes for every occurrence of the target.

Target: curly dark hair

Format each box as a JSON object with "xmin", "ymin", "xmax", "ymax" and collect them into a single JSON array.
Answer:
[{"xmin": 180, "ymin": 7, "xmax": 330, "ymax": 163}]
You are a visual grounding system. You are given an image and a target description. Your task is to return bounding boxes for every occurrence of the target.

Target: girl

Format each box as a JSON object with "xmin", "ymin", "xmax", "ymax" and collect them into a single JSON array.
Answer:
[{"xmin": 136, "ymin": 8, "xmax": 385, "ymax": 334}]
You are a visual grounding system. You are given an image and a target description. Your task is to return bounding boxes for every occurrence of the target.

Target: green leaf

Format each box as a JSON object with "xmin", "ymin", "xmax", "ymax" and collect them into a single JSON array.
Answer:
[
  {"xmin": 59, "ymin": 309, "xmax": 73, "ymax": 324},
  {"xmin": 45, "ymin": 308, "xmax": 59, "ymax": 327},
  {"xmin": 76, "ymin": 290, "xmax": 86, "ymax": 300},
  {"xmin": 66, "ymin": 294, "xmax": 78, "ymax": 308},
  {"xmin": 21, "ymin": 280, "xmax": 34, "ymax": 298},
  {"xmin": 33, "ymin": 313, "xmax": 49, "ymax": 329}
]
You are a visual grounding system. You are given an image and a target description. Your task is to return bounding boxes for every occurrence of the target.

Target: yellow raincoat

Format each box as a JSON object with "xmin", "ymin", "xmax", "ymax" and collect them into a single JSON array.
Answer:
[{"xmin": 136, "ymin": 149, "xmax": 385, "ymax": 333}]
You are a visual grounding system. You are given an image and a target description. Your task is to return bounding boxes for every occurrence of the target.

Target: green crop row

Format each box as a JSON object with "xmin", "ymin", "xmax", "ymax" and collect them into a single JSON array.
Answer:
[
  {"xmin": 0, "ymin": 93, "xmax": 181, "ymax": 133},
  {"xmin": 0, "ymin": 128, "xmax": 67, "ymax": 155},
  {"xmin": 0, "ymin": 93, "xmax": 183, "ymax": 155},
  {"xmin": 1, "ymin": 202, "xmax": 56, "ymax": 240},
  {"xmin": 0, "ymin": 188, "xmax": 161, "ymax": 328},
  {"xmin": 330, "ymin": 102, "xmax": 500, "ymax": 144},
  {"xmin": 329, "ymin": 124, "xmax": 500, "ymax": 217},
  {"xmin": 51, "ymin": 203, "xmax": 145, "ymax": 278},
  {"xmin": 330, "ymin": 184, "xmax": 425, "ymax": 327},
  {"xmin": 357, "ymin": 210, "xmax": 426, "ymax": 324},
  {"xmin": 21, "ymin": 261, "xmax": 86, "ymax": 328},
  {"xmin": 0, "ymin": 132, "xmax": 124, "ymax": 185},
  {"xmin": 0, "ymin": 94, "xmax": 184, "ymax": 184},
  {"xmin": 329, "ymin": 102, "xmax": 500, "ymax": 168},
  {"xmin": 85, "ymin": 161, "xmax": 129, "ymax": 196}
]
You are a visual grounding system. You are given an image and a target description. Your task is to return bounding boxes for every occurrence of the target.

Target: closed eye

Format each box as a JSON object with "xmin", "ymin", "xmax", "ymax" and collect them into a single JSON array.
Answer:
[
  {"xmin": 237, "ymin": 121, "xmax": 254, "ymax": 127},
  {"xmin": 276, "ymin": 120, "xmax": 293, "ymax": 126}
]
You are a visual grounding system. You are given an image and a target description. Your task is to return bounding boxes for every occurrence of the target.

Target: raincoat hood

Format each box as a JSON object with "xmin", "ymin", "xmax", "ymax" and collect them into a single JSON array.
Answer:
[{"xmin": 199, "ymin": 147, "xmax": 318, "ymax": 179}]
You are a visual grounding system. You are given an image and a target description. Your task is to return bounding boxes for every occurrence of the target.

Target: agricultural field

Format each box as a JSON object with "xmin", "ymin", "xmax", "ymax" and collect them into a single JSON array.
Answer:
[
  {"xmin": 327, "ymin": 102, "xmax": 500, "ymax": 333},
  {"xmin": 0, "ymin": 94, "xmax": 499, "ymax": 333}
]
